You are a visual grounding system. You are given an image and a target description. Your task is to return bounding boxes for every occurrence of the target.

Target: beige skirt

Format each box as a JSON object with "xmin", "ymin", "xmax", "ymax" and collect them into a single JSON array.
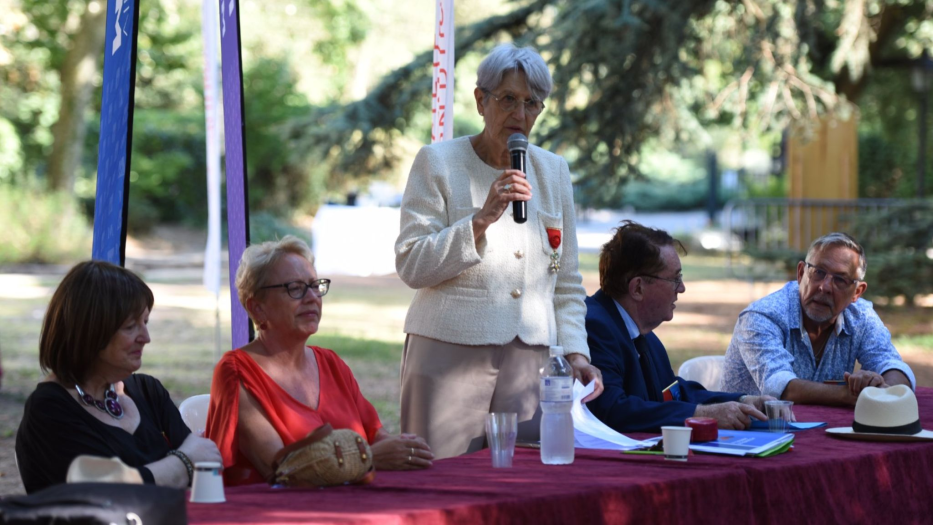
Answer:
[{"xmin": 399, "ymin": 334, "xmax": 548, "ymax": 460}]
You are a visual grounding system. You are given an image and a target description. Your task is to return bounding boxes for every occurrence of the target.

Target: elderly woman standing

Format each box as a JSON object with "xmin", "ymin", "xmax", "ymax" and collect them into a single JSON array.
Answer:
[
  {"xmin": 395, "ymin": 43, "xmax": 603, "ymax": 459},
  {"xmin": 16, "ymin": 261, "xmax": 221, "ymax": 493},
  {"xmin": 206, "ymin": 236, "xmax": 432, "ymax": 486}
]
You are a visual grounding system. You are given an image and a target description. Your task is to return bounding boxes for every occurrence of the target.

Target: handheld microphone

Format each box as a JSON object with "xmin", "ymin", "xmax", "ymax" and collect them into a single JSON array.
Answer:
[{"xmin": 508, "ymin": 133, "xmax": 528, "ymax": 224}]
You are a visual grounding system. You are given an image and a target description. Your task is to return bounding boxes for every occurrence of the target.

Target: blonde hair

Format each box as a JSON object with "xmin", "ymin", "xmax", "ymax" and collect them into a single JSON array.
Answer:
[{"xmin": 235, "ymin": 235, "xmax": 314, "ymax": 321}]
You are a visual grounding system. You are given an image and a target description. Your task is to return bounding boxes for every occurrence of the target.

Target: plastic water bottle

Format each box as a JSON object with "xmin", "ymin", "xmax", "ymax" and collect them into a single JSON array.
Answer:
[{"xmin": 540, "ymin": 345, "xmax": 574, "ymax": 464}]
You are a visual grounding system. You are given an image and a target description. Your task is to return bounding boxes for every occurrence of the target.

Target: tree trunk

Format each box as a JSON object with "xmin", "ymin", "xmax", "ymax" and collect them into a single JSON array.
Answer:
[{"xmin": 47, "ymin": 1, "xmax": 107, "ymax": 193}]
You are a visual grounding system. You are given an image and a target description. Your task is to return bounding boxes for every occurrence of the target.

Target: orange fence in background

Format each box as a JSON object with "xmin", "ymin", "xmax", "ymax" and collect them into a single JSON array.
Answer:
[{"xmin": 786, "ymin": 114, "xmax": 859, "ymax": 250}]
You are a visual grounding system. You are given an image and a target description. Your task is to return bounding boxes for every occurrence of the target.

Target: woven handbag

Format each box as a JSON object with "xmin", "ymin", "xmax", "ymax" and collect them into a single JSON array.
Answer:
[{"xmin": 270, "ymin": 423, "xmax": 375, "ymax": 487}]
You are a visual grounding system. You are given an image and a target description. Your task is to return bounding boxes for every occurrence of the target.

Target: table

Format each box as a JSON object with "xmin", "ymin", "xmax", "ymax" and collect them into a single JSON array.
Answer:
[{"xmin": 188, "ymin": 388, "xmax": 933, "ymax": 524}]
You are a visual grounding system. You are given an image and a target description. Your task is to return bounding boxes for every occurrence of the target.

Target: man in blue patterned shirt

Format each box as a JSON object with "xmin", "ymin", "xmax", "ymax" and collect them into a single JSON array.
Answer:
[{"xmin": 723, "ymin": 232, "xmax": 915, "ymax": 406}]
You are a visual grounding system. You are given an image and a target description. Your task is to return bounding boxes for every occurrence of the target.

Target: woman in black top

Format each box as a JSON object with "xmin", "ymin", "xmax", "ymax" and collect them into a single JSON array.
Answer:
[{"xmin": 15, "ymin": 261, "xmax": 221, "ymax": 493}]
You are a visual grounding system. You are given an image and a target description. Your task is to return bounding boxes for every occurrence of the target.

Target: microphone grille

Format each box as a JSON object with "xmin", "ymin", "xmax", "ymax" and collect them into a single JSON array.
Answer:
[{"xmin": 507, "ymin": 133, "xmax": 528, "ymax": 152}]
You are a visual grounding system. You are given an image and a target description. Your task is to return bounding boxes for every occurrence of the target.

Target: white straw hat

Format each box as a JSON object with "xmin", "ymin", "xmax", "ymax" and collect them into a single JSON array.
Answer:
[
  {"xmin": 827, "ymin": 385, "xmax": 933, "ymax": 442},
  {"xmin": 66, "ymin": 455, "xmax": 144, "ymax": 484}
]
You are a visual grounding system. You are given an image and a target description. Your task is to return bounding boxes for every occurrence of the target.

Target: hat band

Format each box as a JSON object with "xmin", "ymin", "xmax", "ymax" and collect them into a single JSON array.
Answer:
[{"xmin": 852, "ymin": 419, "xmax": 922, "ymax": 435}]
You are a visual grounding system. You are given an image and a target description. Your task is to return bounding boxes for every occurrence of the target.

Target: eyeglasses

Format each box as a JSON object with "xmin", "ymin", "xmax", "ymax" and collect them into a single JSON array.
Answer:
[
  {"xmin": 261, "ymin": 279, "xmax": 331, "ymax": 299},
  {"xmin": 804, "ymin": 262, "xmax": 859, "ymax": 289},
  {"xmin": 640, "ymin": 274, "xmax": 684, "ymax": 289},
  {"xmin": 482, "ymin": 89, "xmax": 545, "ymax": 116}
]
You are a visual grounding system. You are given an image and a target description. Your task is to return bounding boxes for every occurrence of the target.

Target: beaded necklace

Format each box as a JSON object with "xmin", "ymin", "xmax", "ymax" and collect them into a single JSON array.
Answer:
[{"xmin": 75, "ymin": 383, "xmax": 124, "ymax": 419}]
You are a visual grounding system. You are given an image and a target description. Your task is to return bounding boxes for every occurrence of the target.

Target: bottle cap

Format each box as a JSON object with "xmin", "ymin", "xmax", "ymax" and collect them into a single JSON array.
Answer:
[{"xmin": 549, "ymin": 345, "xmax": 563, "ymax": 357}]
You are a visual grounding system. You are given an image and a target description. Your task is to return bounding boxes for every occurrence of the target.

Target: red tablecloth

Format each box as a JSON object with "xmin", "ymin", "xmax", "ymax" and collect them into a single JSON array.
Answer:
[{"xmin": 188, "ymin": 387, "xmax": 933, "ymax": 525}]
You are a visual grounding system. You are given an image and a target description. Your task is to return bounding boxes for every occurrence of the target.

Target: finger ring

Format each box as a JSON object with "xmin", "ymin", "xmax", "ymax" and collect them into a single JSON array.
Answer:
[
  {"xmin": 407, "ymin": 455, "xmax": 412, "ymax": 463},
  {"xmin": 504, "ymin": 183, "xmax": 512, "ymax": 192},
  {"xmin": 410, "ymin": 447, "xmax": 415, "ymax": 456}
]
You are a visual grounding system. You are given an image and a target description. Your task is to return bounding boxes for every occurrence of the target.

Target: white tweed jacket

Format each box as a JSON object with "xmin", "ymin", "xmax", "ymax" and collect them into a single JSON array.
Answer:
[{"xmin": 395, "ymin": 136, "xmax": 589, "ymax": 359}]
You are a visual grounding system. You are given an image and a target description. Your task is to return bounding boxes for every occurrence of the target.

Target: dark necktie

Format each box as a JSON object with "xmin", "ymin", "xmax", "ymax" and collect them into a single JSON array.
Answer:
[{"xmin": 634, "ymin": 336, "xmax": 661, "ymax": 402}]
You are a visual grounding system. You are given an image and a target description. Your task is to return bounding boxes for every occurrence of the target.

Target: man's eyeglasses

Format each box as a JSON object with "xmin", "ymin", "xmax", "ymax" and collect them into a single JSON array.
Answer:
[
  {"xmin": 641, "ymin": 274, "xmax": 684, "ymax": 289},
  {"xmin": 482, "ymin": 89, "xmax": 545, "ymax": 116},
  {"xmin": 261, "ymin": 279, "xmax": 331, "ymax": 299},
  {"xmin": 804, "ymin": 262, "xmax": 859, "ymax": 289}
]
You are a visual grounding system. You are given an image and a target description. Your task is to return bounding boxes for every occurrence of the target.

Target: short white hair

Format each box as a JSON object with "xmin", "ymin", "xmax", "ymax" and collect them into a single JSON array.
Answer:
[
  {"xmin": 476, "ymin": 43, "xmax": 553, "ymax": 102},
  {"xmin": 806, "ymin": 232, "xmax": 867, "ymax": 280},
  {"xmin": 235, "ymin": 235, "xmax": 314, "ymax": 318}
]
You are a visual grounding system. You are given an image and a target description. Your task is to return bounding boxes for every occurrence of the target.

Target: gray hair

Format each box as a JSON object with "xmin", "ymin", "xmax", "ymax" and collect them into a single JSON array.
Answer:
[
  {"xmin": 476, "ymin": 43, "xmax": 553, "ymax": 102},
  {"xmin": 235, "ymin": 235, "xmax": 315, "ymax": 318},
  {"xmin": 806, "ymin": 232, "xmax": 867, "ymax": 280}
]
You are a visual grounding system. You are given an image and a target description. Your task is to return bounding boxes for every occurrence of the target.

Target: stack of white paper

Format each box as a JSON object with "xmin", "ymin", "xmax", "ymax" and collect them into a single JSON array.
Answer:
[{"xmin": 571, "ymin": 380, "xmax": 653, "ymax": 451}]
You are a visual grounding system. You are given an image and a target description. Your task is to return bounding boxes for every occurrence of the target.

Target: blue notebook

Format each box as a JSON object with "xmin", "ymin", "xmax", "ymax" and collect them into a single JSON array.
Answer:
[
  {"xmin": 750, "ymin": 420, "xmax": 826, "ymax": 432},
  {"xmin": 690, "ymin": 429, "xmax": 795, "ymax": 457}
]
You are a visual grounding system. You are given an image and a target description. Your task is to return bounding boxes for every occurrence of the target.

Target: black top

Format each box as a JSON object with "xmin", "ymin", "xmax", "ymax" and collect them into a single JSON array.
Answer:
[{"xmin": 15, "ymin": 374, "xmax": 191, "ymax": 494}]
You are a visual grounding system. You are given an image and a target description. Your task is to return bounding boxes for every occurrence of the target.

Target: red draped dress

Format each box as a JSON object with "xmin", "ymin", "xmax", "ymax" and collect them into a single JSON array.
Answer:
[{"xmin": 205, "ymin": 346, "xmax": 382, "ymax": 486}]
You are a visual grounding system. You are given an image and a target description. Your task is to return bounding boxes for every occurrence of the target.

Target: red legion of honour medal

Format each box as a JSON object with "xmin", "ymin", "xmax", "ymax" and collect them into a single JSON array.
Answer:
[{"xmin": 546, "ymin": 227, "xmax": 562, "ymax": 273}]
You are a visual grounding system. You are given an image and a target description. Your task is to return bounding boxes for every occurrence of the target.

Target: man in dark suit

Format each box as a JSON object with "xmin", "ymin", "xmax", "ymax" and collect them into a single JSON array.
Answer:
[{"xmin": 585, "ymin": 221, "xmax": 770, "ymax": 432}]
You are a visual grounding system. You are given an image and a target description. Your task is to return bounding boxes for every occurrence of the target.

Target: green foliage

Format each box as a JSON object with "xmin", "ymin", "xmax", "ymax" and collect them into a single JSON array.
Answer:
[
  {"xmin": 0, "ymin": 185, "xmax": 91, "ymax": 264},
  {"xmin": 14, "ymin": 0, "xmax": 83, "ymax": 71},
  {"xmin": 858, "ymin": 133, "xmax": 909, "ymax": 198},
  {"xmin": 849, "ymin": 201, "xmax": 933, "ymax": 305},
  {"xmin": 81, "ymin": 109, "xmax": 209, "ymax": 231},
  {"xmin": 744, "ymin": 174, "xmax": 788, "ymax": 199},
  {"xmin": 857, "ymin": 69, "xmax": 932, "ymax": 199},
  {"xmin": 0, "ymin": 118, "xmax": 24, "ymax": 178},
  {"xmin": 283, "ymin": 3, "xmax": 542, "ymax": 185},
  {"xmin": 284, "ymin": 0, "xmax": 932, "ymax": 201},
  {"xmin": 248, "ymin": 212, "xmax": 312, "ymax": 246},
  {"xmin": 0, "ymin": 14, "xmax": 60, "ymax": 184},
  {"xmin": 624, "ymin": 179, "xmax": 733, "ymax": 211},
  {"xmin": 744, "ymin": 202, "xmax": 933, "ymax": 304},
  {"xmin": 3, "ymin": 0, "xmax": 932, "ymax": 227},
  {"xmin": 133, "ymin": 0, "xmax": 204, "ymax": 111},
  {"xmin": 242, "ymin": 57, "xmax": 317, "ymax": 214},
  {"xmin": 305, "ymin": 0, "xmax": 370, "ymax": 97}
]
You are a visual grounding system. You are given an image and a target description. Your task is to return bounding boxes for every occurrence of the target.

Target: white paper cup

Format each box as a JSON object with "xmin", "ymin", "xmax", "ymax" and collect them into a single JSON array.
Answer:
[
  {"xmin": 661, "ymin": 426, "xmax": 693, "ymax": 462},
  {"xmin": 190, "ymin": 461, "xmax": 225, "ymax": 503},
  {"xmin": 485, "ymin": 413, "xmax": 518, "ymax": 468}
]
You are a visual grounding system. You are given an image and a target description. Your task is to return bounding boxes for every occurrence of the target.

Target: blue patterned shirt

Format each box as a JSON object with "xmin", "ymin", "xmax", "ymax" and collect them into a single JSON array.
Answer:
[{"xmin": 722, "ymin": 281, "xmax": 915, "ymax": 397}]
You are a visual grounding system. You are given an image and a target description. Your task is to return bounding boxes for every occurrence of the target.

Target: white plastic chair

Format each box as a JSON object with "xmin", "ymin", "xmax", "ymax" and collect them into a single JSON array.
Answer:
[
  {"xmin": 677, "ymin": 356, "xmax": 726, "ymax": 391},
  {"xmin": 179, "ymin": 394, "xmax": 211, "ymax": 436}
]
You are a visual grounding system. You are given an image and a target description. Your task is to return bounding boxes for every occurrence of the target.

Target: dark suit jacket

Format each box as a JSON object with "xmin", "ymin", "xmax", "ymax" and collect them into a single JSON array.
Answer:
[{"xmin": 585, "ymin": 289, "xmax": 741, "ymax": 433}]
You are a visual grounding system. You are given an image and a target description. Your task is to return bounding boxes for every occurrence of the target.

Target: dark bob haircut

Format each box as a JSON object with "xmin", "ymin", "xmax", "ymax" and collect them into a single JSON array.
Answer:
[
  {"xmin": 39, "ymin": 261, "xmax": 154, "ymax": 386},
  {"xmin": 599, "ymin": 220, "xmax": 686, "ymax": 300}
]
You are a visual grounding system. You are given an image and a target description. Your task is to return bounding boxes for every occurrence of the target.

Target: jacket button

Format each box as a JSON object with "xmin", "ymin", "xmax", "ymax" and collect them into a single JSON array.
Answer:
[
  {"xmin": 511, "ymin": 289, "xmax": 522, "ymax": 298},
  {"xmin": 514, "ymin": 250, "xmax": 524, "ymax": 259}
]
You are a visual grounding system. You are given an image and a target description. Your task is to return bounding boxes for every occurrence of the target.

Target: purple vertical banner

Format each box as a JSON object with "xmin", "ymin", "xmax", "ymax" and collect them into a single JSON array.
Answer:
[
  {"xmin": 218, "ymin": 0, "xmax": 252, "ymax": 347},
  {"xmin": 92, "ymin": 0, "xmax": 141, "ymax": 265}
]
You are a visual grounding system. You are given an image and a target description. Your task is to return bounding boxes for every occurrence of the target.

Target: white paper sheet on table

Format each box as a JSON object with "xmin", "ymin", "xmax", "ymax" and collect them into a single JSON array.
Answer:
[{"xmin": 572, "ymin": 380, "xmax": 653, "ymax": 451}]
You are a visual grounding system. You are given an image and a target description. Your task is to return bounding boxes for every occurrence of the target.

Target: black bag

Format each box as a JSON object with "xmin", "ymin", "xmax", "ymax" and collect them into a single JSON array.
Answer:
[{"xmin": 0, "ymin": 482, "xmax": 187, "ymax": 525}]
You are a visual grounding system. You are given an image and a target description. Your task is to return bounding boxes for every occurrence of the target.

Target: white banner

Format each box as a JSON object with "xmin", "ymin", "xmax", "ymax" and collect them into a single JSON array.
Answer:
[
  {"xmin": 202, "ymin": 0, "xmax": 222, "ymax": 296},
  {"xmin": 431, "ymin": 0, "xmax": 454, "ymax": 143}
]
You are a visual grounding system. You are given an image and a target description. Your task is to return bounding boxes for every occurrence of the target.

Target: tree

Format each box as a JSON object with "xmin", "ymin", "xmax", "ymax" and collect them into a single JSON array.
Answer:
[
  {"xmin": 19, "ymin": 0, "xmax": 107, "ymax": 193},
  {"xmin": 283, "ymin": 0, "xmax": 933, "ymax": 198}
]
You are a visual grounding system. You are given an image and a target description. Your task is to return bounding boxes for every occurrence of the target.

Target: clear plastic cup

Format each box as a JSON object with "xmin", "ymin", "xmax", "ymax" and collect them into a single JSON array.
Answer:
[
  {"xmin": 486, "ymin": 413, "xmax": 518, "ymax": 468},
  {"xmin": 765, "ymin": 400, "xmax": 794, "ymax": 433}
]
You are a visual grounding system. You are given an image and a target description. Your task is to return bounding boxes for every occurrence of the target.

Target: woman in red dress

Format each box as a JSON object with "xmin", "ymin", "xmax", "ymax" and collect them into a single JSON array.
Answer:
[{"xmin": 206, "ymin": 236, "xmax": 432, "ymax": 486}]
